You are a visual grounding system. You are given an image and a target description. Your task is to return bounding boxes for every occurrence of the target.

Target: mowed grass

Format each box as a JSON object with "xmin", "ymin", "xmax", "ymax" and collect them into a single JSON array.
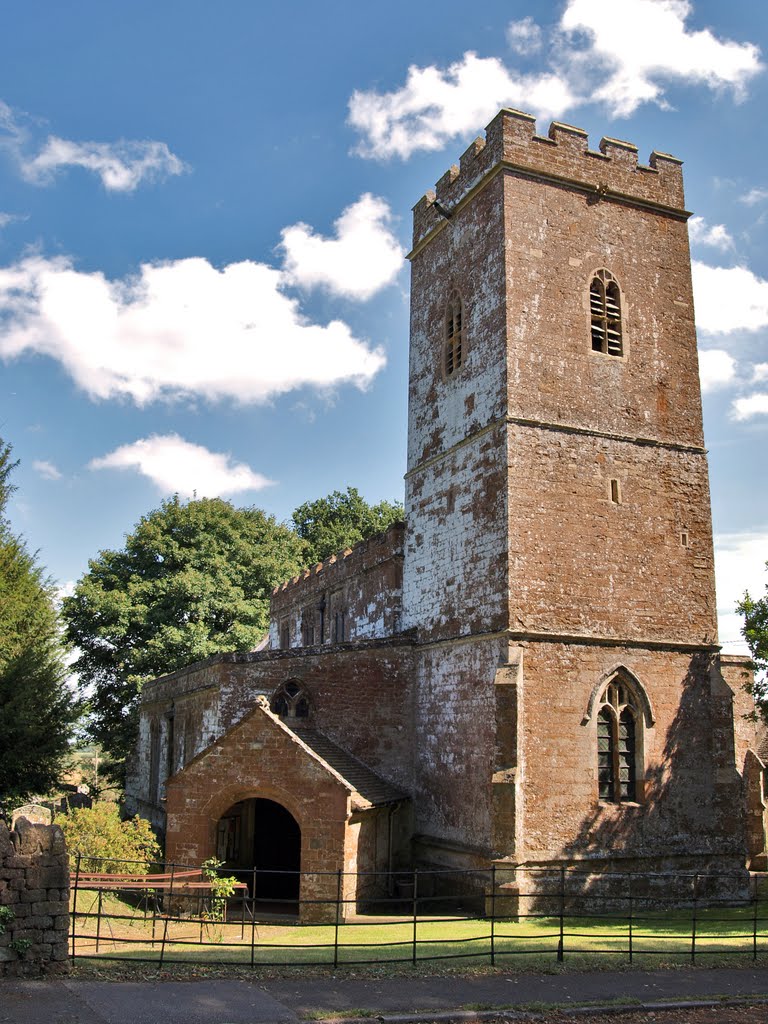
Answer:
[{"xmin": 69, "ymin": 891, "xmax": 768, "ymax": 968}]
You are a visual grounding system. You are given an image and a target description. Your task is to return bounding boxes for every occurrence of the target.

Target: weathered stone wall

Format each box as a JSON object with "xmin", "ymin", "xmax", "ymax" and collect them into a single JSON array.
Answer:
[
  {"xmin": 269, "ymin": 522, "xmax": 405, "ymax": 648},
  {"xmin": 0, "ymin": 818, "xmax": 69, "ymax": 976},
  {"xmin": 128, "ymin": 640, "xmax": 416, "ymax": 835}
]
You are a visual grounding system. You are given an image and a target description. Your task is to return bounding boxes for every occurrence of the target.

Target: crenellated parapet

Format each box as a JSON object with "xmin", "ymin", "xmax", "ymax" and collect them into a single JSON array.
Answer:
[{"xmin": 411, "ymin": 108, "xmax": 686, "ymax": 250}]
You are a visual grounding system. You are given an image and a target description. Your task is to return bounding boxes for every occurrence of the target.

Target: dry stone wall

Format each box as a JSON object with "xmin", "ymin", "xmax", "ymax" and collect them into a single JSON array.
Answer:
[{"xmin": 0, "ymin": 817, "xmax": 69, "ymax": 976}]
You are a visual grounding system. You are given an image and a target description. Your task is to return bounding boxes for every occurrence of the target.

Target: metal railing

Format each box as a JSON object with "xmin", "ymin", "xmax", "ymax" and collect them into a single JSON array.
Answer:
[{"xmin": 68, "ymin": 858, "xmax": 768, "ymax": 968}]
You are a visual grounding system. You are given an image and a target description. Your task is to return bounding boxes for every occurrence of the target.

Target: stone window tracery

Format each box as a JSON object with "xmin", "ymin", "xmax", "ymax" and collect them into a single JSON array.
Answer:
[
  {"xmin": 444, "ymin": 293, "xmax": 464, "ymax": 376},
  {"xmin": 597, "ymin": 678, "xmax": 641, "ymax": 803},
  {"xmin": 271, "ymin": 680, "xmax": 311, "ymax": 722},
  {"xmin": 590, "ymin": 270, "xmax": 623, "ymax": 357}
]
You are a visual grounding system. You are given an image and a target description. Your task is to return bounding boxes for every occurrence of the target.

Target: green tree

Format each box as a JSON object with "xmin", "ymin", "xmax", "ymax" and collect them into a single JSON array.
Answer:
[
  {"xmin": 54, "ymin": 802, "xmax": 160, "ymax": 871},
  {"xmin": 62, "ymin": 496, "xmax": 306, "ymax": 779},
  {"xmin": 292, "ymin": 486, "xmax": 404, "ymax": 565},
  {"xmin": 0, "ymin": 440, "xmax": 78, "ymax": 811},
  {"xmin": 738, "ymin": 566, "xmax": 768, "ymax": 711}
]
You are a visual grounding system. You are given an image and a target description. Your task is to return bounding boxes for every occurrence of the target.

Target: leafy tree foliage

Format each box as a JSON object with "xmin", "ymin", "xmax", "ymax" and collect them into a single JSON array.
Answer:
[
  {"xmin": 738, "ymin": 568, "xmax": 768, "ymax": 711},
  {"xmin": 54, "ymin": 802, "xmax": 160, "ymax": 871},
  {"xmin": 292, "ymin": 486, "xmax": 404, "ymax": 565},
  {"xmin": 0, "ymin": 440, "xmax": 78, "ymax": 810},
  {"xmin": 62, "ymin": 496, "xmax": 306, "ymax": 777}
]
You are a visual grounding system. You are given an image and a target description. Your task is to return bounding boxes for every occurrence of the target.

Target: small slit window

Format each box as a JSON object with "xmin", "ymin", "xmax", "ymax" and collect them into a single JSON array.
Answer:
[
  {"xmin": 610, "ymin": 479, "xmax": 621, "ymax": 504},
  {"xmin": 590, "ymin": 270, "xmax": 623, "ymax": 357},
  {"xmin": 444, "ymin": 293, "xmax": 464, "ymax": 376}
]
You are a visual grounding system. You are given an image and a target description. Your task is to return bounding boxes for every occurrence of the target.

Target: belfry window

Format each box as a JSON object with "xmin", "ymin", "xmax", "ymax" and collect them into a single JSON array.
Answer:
[
  {"xmin": 271, "ymin": 680, "xmax": 311, "ymax": 722},
  {"xmin": 590, "ymin": 270, "xmax": 623, "ymax": 357},
  {"xmin": 444, "ymin": 294, "xmax": 464, "ymax": 376},
  {"xmin": 597, "ymin": 679, "xmax": 640, "ymax": 802}
]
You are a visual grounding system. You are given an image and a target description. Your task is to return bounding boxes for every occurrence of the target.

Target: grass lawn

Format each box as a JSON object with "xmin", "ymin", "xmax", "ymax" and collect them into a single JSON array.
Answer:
[{"xmin": 69, "ymin": 891, "xmax": 768, "ymax": 970}]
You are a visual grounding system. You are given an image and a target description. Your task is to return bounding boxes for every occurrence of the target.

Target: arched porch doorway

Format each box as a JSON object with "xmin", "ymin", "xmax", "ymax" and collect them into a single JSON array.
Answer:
[{"xmin": 216, "ymin": 797, "xmax": 301, "ymax": 904}]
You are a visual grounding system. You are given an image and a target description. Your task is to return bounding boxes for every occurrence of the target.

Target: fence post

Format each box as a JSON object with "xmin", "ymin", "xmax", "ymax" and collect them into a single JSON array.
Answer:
[
  {"xmin": 691, "ymin": 873, "xmax": 698, "ymax": 965},
  {"xmin": 95, "ymin": 887, "xmax": 103, "ymax": 953},
  {"xmin": 557, "ymin": 867, "xmax": 565, "ymax": 962},
  {"xmin": 158, "ymin": 862, "xmax": 176, "ymax": 970},
  {"xmin": 753, "ymin": 873, "xmax": 760, "ymax": 962},
  {"xmin": 334, "ymin": 869, "xmax": 343, "ymax": 969},
  {"xmin": 71, "ymin": 852, "xmax": 81, "ymax": 963},
  {"xmin": 628, "ymin": 872, "xmax": 633, "ymax": 965},
  {"xmin": 412, "ymin": 869, "xmax": 419, "ymax": 966},
  {"xmin": 490, "ymin": 864, "xmax": 496, "ymax": 967},
  {"xmin": 250, "ymin": 866, "xmax": 257, "ymax": 968}
]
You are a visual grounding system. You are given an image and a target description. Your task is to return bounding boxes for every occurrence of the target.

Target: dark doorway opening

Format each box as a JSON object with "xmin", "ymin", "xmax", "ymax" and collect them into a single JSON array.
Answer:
[
  {"xmin": 253, "ymin": 798, "xmax": 301, "ymax": 901},
  {"xmin": 217, "ymin": 797, "xmax": 301, "ymax": 911}
]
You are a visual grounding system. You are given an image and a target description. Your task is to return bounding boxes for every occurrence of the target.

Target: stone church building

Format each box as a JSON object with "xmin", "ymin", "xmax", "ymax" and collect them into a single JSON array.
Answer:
[{"xmin": 126, "ymin": 108, "xmax": 764, "ymax": 918}]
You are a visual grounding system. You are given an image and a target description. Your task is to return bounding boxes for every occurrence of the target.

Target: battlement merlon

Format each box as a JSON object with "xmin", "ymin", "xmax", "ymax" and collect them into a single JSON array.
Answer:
[{"xmin": 410, "ymin": 108, "xmax": 687, "ymax": 252}]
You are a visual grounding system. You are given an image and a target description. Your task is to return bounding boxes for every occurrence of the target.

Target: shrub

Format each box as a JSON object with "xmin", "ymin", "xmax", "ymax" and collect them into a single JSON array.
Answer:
[{"xmin": 54, "ymin": 801, "xmax": 160, "ymax": 872}]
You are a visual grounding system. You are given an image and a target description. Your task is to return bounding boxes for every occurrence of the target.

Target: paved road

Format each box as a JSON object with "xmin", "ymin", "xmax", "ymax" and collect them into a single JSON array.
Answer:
[{"xmin": 1, "ymin": 967, "xmax": 768, "ymax": 1023}]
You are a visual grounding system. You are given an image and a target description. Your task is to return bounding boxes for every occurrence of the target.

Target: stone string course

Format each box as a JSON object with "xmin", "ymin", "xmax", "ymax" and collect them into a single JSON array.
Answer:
[{"xmin": 0, "ymin": 818, "xmax": 69, "ymax": 977}]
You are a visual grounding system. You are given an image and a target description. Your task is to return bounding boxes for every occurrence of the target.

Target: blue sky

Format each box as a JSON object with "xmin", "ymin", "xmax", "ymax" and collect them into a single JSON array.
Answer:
[{"xmin": 1, "ymin": 0, "xmax": 767, "ymax": 652}]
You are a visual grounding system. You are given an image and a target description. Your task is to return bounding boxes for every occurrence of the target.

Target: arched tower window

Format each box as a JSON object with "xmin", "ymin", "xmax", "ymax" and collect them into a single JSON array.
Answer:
[
  {"xmin": 444, "ymin": 293, "xmax": 464, "ymax": 376},
  {"xmin": 590, "ymin": 270, "xmax": 623, "ymax": 357},
  {"xmin": 596, "ymin": 677, "xmax": 640, "ymax": 802},
  {"xmin": 270, "ymin": 680, "xmax": 311, "ymax": 722}
]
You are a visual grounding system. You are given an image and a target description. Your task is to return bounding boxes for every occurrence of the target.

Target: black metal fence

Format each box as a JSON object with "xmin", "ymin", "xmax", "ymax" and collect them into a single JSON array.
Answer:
[{"xmin": 69, "ymin": 858, "xmax": 768, "ymax": 968}]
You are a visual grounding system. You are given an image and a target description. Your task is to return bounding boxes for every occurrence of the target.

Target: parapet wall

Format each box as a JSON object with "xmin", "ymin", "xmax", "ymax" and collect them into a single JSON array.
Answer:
[
  {"xmin": 412, "ymin": 108, "xmax": 686, "ymax": 248},
  {"xmin": 0, "ymin": 818, "xmax": 70, "ymax": 976}
]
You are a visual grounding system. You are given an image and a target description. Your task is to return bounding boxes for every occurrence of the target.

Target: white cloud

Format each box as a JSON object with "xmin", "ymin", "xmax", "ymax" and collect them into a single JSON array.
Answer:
[
  {"xmin": 348, "ymin": 1, "xmax": 762, "ymax": 159},
  {"xmin": 280, "ymin": 194, "xmax": 404, "ymax": 300},
  {"xmin": 715, "ymin": 530, "xmax": 768, "ymax": 653},
  {"xmin": 698, "ymin": 349, "xmax": 737, "ymax": 393},
  {"xmin": 507, "ymin": 17, "xmax": 543, "ymax": 56},
  {"xmin": 21, "ymin": 137, "xmax": 186, "ymax": 192},
  {"xmin": 561, "ymin": 0, "xmax": 762, "ymax": 118},
  {"xmin": 753, "ymin": 363, "xmax": 768, "ymax": 382},
  {"xmin": 348, "ymin": 51, "xmax": 576, "ymax": 160},
  {"xmin": 691, "ymin": 260, "xmax": 768, "ymax": 335},
  {"xmin": 32, "ymin": 459, "xmax": 61, "ymax": 480},
  {"xmin": 740, "ymin": 187, "xmax": 768, "ymax": 206},
  {"xmin": 0, "ymin": 254, "xmax": 386, "ymax": 404},
  {"xmin": 90, "ymin": 434, "xmax": 273, "ymax": 498},
  {"xmin": 688, "ymin": 216, "xmax": 734, "ymax": 251},
  {"xmin": 732, "ymin": 393, "xmax": 768, "ymax": 421}
]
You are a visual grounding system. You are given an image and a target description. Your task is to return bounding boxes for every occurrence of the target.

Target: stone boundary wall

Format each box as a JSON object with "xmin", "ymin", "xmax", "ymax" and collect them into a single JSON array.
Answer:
[{"xmin": 0, "ymin": 817, "xmax": 70, "ymax": 976}]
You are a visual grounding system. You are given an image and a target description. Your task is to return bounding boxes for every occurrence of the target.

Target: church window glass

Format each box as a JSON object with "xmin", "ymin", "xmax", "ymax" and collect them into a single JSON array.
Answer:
[
  {"xmin": 271, "ymin": 681, "xmax": 311, "ymax": 722},
  {"xmin": 596, "ymin": 679, "xmax": 640, "ymax": 802}
]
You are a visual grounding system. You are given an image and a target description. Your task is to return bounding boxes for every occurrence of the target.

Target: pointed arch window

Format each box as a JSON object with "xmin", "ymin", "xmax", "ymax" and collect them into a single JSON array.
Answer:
[
  {"xmin": 444, "ymin": 293, "xmax": 464, "ymax": 376},
  {"xmin": 271, "ymin": 680, "xmax": 311, "ymax": 722},
  {"xmin": 590, "ymin": 270, "xmax": 623, "ymax": 357},
  {"xmin": 597, "ymin": 678, "xmax": 640, "ymax": 802}
]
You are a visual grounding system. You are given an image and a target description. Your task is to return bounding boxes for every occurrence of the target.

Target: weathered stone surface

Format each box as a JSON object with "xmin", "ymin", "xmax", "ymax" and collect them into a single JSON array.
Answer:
[{"xmin": 11, "ymin": 805, "xmax": 52, "ymax": 828}]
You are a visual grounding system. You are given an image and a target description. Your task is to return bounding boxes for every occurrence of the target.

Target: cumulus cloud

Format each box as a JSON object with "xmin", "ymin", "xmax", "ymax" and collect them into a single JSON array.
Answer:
[
  {"xmin": 740, "ymin": 187, "xmax": 768, "ymax": 206},
  {"xmin": 714, "ymin": 530, "xmax": 768, "ymax": 653},
  {"xmin": 349, "ymin": 1, "xmax": 762, "ymax": 159},
  {"xmin": 90, "ymin": 434, "xmax": 273, "ymax": 498},
  {"xmin": 32, "ymin": 459, "xmax": 61, "ymax": 480},
  {"xmin": 348, "ymin": 52, "xmax": 576, "ymax": 159},
  {"xmin": 732, "ymin": 393, "xmax": 768, "ymax": 421},
  {"xmin": 21, "ymin": 137, "xmax": 186, "ymax": 192},
  {"xmin": 688, "ymin": 216, "xmax": 734, "ymax": 251},
  {"xmin": 0, "ymin": 254, "xmax": 386, "ymax": 405},
  {"xmin": 691, "ymin": 260, "xmax": 768, "ymax": 335},
  {"xmin": 0, "ymin": 98, "xmax": 185, "ymax": 192},
  {"xmin": 560, "ymin": 0, "xmax": 762, "ymax": 118},
  {"xmin": 280, "ymin": 194, "xmax": 404, "ymax": 300},
  {"xmin": 698, "ymin": 349, "xmax": 737, "ymax": 393},
  {"xmin": 753, "ymin": 363, "xmax": 768, "ymax": 382},
  {"xmin": 507, "ymin": 17, "xmax": 543, "ymax": 56}
]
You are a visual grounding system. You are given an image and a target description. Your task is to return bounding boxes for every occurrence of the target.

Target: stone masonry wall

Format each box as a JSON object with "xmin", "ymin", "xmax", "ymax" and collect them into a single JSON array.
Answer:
[{"xmin": 0, "ymin": 818, "xmax": 69, "ymax": 976}]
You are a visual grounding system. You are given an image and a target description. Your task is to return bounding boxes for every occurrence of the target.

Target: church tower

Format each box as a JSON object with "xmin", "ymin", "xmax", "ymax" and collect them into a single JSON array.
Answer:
[{"xmin": 403, "ymin": 109, "xmax": 754, "ymax": 880}]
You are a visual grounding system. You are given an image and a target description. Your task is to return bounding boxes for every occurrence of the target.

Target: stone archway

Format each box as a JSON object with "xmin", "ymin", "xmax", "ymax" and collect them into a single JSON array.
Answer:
[{"xmin": 216, "ymin": 797, "xmax": 301, "ymax": 902}]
